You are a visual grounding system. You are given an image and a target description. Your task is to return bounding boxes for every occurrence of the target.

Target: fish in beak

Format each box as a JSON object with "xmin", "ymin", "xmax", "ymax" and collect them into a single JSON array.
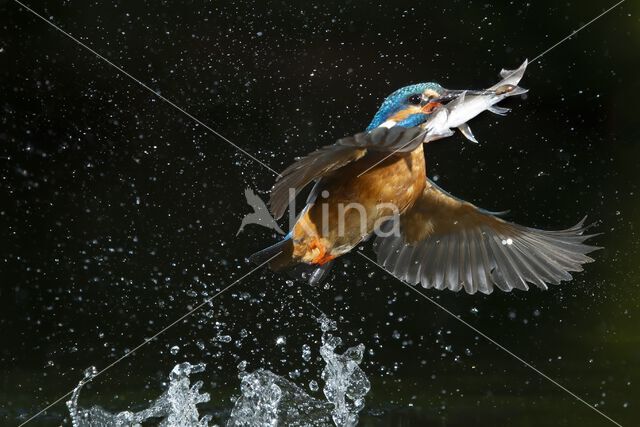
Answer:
[
  {"xmin": 428, "ymin": 88, "xmax": 494, "ymax": 104},
  {"xmin": 420, "ymin": 88, "xmax": 494, "ymax": 114},
  {"xmin": 421, "ymin": 60, "xmax": 529, "ymax": 144}
]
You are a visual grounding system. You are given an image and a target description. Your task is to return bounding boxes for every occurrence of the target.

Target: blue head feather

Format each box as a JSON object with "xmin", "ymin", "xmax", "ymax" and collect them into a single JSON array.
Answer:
[{"xmin": 366, "ymin": 82, "xmax": 443, "ymax": 131}]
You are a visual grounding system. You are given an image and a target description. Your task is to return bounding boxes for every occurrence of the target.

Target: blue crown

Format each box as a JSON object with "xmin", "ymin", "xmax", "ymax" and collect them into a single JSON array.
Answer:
[{"xmin": 366, "ymin": 82, "xmax": 442, "ymax": 131}]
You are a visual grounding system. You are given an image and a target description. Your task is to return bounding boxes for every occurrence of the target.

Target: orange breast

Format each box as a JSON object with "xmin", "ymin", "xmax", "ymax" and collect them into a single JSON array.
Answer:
[{"xmin": 292, "ymin": 145, "xmax": 426, "ymax": 264}]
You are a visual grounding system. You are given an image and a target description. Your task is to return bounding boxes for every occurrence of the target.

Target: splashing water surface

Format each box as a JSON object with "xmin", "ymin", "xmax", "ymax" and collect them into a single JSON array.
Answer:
[
  {"xmin": 317, "ymin": 315, "xmax": 371, "ymax": 426},
  {"xmin": 67, "ymin": 362, "xmax": 212, "ymax": 427},
  {"xmin": 67, "ymin": 314, "xmax": 370, "ymax": 426}
]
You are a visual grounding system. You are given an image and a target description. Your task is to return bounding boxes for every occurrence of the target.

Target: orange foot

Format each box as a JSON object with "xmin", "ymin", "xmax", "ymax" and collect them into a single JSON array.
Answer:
[{"xmin": 308, "ymin": 237, "xmax": 337, "ymax": 265}]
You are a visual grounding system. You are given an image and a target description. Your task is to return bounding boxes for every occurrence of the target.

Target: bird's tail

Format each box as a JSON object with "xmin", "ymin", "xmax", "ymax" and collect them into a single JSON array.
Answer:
[
  {"xmin": 249, "ymin": 237, "xmax": 334, "ymax": 286},
  {"xmin": 248, "ymin": 238, "xmax": 294, "ymax": 270}
]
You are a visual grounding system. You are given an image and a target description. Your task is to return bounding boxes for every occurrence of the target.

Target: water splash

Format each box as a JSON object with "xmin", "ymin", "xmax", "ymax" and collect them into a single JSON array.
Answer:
[
  {"xmin": 67, "ymin": 362, "xmax": 212, "ymax": 427},
  {"xmin": 227, "ymin": 314, "xmax": 370, "ymax": 427},
  {"xmin": 318, "ymin": 314, "xmax": 371, "ymax": 427},
  {"xmin": 227, "ymin": 369, "xmax": 332, "ymax": 426},
  {"xmin": 67, "ymin": 314, "xmax": 370, "ymax": 426}
]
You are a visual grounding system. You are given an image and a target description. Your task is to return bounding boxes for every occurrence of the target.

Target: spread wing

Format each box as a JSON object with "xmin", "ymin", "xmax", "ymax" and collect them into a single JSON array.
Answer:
[
  {"xmin": 269, "ymin": 126, "xmax": 426, "ymax": 219},
  {"xmin": 374, "ymin": 179, "xmax": 600, "ymax": 294}
]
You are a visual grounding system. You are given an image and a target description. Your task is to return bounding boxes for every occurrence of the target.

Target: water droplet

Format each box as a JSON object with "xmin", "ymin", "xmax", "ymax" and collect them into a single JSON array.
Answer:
[
  {"xmin": 217, "ymin": 335, "xmax": 232, "ymax": 343},
  {"xmin": 83, "ymin": 366, "xmax": 98, "ymax": 380},
  {"xmin": 301, "ymin": 344, "xmax": 312, "ymax": 361},
  {"xmin": 288, "ymin": 369, "xmax": 300, "ymax": 379}
]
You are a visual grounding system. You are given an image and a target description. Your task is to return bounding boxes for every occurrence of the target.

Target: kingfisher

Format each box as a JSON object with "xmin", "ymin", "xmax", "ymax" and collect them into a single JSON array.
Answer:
[{"xmin": 249, "ymin": 80, "xmax": 599, "ymax": 294}]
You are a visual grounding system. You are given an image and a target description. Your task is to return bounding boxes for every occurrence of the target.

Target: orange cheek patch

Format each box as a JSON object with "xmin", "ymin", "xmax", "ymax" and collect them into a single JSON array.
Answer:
[
  {"xmin": 389, "ymin": 106, "xmax": 422, "ymax": 122},
  {"xmin": 421, "ymin": 102, "xmax": 442, "ymax": 114}
]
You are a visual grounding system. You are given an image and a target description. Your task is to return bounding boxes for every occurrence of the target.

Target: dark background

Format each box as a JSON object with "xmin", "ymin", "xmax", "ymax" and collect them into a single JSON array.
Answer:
[{"xmin": 1, "ymin": 0, "xmax": 639, "ymax": 425}]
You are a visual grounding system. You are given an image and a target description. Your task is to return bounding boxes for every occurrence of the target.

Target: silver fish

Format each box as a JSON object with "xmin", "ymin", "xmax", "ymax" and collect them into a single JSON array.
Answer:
[{"xmin": 423, "ymin": 60, "xmax": 529, "ymax": 143}]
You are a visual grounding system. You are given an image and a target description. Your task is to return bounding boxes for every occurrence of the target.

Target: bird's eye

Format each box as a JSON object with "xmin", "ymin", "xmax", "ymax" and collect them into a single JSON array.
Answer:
[{"xmin": 407, "ymin": 94, "xmax": 422, "ymax": 105}]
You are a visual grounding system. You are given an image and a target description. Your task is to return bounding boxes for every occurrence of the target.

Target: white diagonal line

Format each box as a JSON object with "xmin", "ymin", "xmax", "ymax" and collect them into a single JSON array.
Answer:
[
  {"xmin": 357, "ymin": 251, "xmax": 623, "ymax": 427},
  {"xmin": 530, "ymin": 0, "xmax": 626, "ymax": 65},
  {"xmin": 12, "ymin": 0, "xmax": 281, "ymax": 178},
  {"xmin": 358, "ymin": 0, "xmax": 626, "ymax": 176},
  {"xmin": 16, "ymin": 252, "xmax": 281, "ymax": 427},
  {"xmin": 12, "ymin": 0, "xmax": 627, "ymax": 425}
]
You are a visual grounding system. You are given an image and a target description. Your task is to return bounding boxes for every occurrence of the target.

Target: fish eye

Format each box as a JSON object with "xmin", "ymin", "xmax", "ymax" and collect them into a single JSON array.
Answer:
[{"xmin": 407, "ymin": 94, "xmax": 422, "ymax": 105}]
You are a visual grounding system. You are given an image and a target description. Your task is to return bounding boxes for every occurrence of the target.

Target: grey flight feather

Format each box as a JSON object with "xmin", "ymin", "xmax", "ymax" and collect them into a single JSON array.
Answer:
[
  {"xmin": 269, "ymin": 126, "xmax": 425, "ymax": 219},
  {"xmin": 373, "ymin": 179, "xmax": 600, "ymax": 294}
]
